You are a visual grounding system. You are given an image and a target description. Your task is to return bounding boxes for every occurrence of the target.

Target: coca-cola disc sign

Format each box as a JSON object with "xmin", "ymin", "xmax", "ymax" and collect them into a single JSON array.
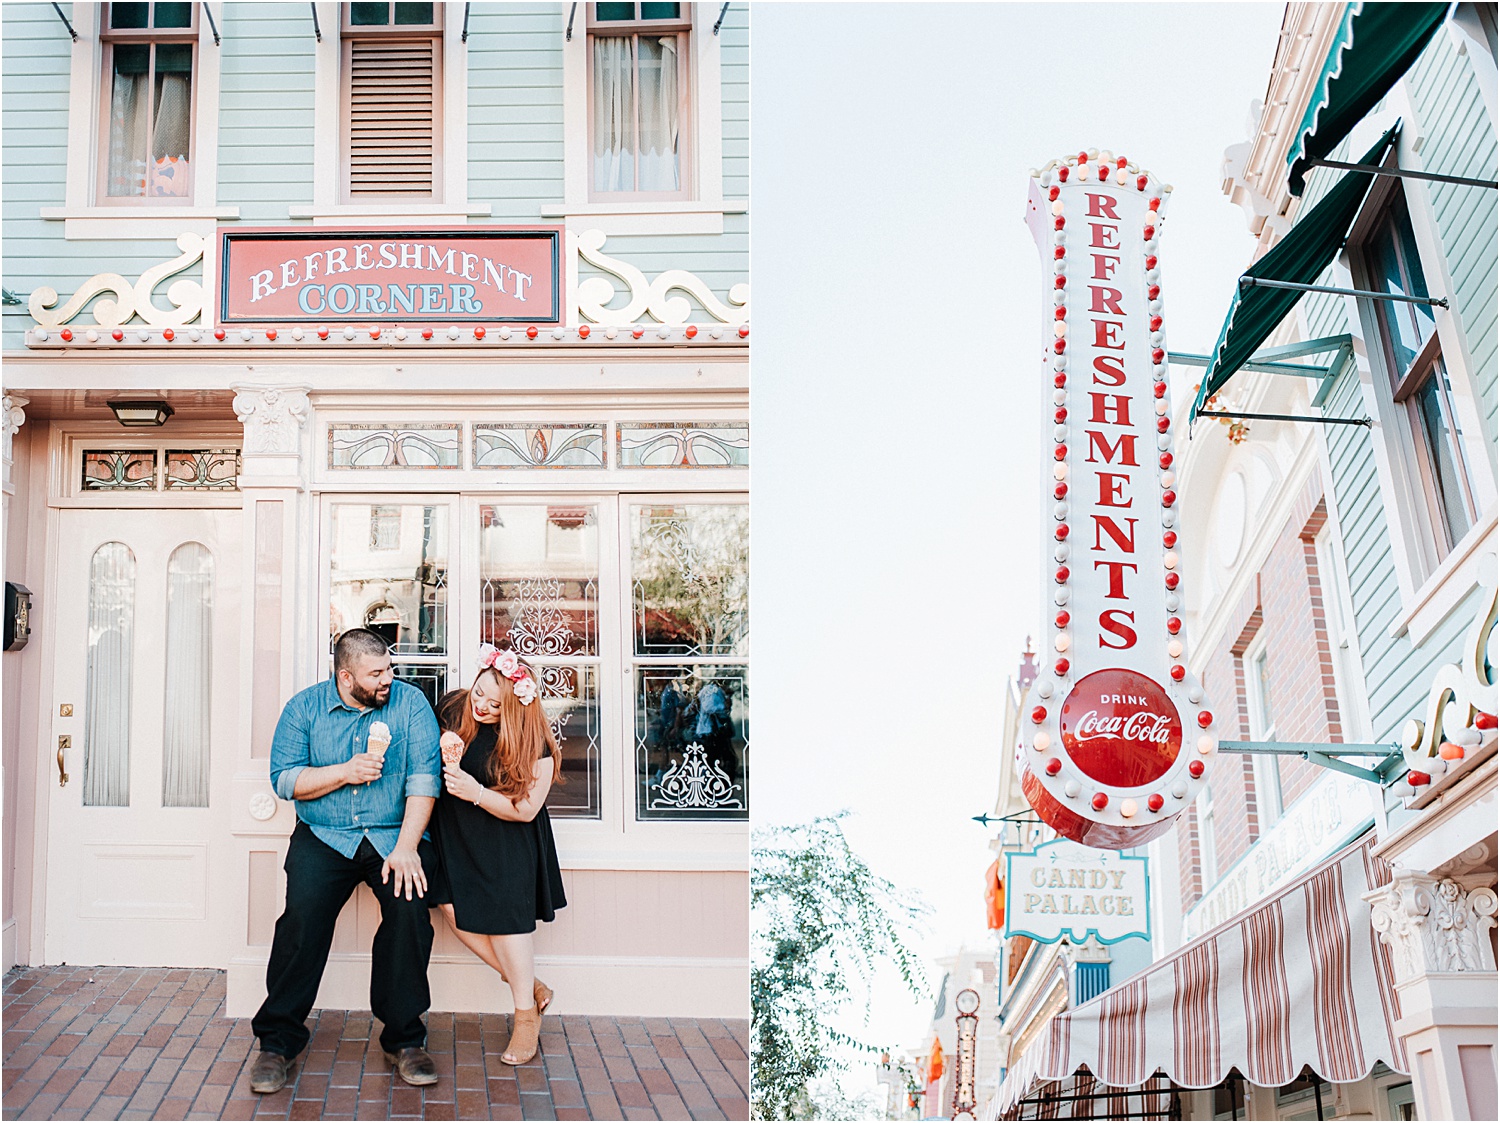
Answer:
[{"xmin": 1061, "ymin": 669, "xmax": 1182, "ymax": 788}]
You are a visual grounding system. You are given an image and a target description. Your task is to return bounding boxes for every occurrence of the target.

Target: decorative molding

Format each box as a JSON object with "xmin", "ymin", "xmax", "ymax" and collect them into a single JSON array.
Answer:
[
  {"xmin": 2, "ymin": 395, "xmax": 28, "ymax": 493},
  {"xmin": 232, "ymin": 387, "xmax": 310, "ymax": 457},
  {"xmin": 248, "ymin": 793, "xmax": 277, "ymax": 822},
  {"xmin": 28, "ymin": 233, "xmax": 206, "ymax": 328},
  {"xmin": 1397, "ymin": 586, "xmax": 1499, "ymax": 783},
  {"xmin": 1366, "ymin": 870, "xmax": 1499, "ymax": 983},
  {"xmin": 573, "ymin": 230, "xmax": 749, "ymax": 326}
]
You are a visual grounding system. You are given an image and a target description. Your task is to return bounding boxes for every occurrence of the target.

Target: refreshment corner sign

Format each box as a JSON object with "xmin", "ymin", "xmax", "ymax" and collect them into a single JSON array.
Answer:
[{"xmin": 1004, "ymin": 839, "xmax": 1151, "ymax": 945}]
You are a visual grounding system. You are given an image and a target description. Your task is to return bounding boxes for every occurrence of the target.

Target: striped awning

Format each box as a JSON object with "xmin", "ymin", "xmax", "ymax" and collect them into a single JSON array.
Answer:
[{"xmin": 990, "ymin": 832, "xmax": 1407, "ymax": 1119}]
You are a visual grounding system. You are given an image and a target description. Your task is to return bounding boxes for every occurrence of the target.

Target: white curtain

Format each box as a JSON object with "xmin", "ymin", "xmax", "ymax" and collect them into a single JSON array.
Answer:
[
  {"xmin": 84, "ymin": 543, "xmax": 136, "ymax": 807},
  {"xmin": 637, "ymin": 37, "xmax": 679, "ymax": 191},
  {"xmin": 107, "ymin": 63, "xmax": 149, "ymax": 197},
  {"xmin": 592, "ymin": 36, "xmax": 636, "ymax": 192},
  {"xmin": 162, "ymin": 543, "xmax": 213, "ymax": 808},
  {"xmin": 151, "ymin": 72, "xmax": 192, "ymax": 197}
]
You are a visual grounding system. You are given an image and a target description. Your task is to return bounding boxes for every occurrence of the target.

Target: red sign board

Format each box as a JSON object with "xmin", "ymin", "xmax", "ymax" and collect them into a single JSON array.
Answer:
[{"xmin": 218, "ymin": 227, "xmax": 561, "ymax": 324}]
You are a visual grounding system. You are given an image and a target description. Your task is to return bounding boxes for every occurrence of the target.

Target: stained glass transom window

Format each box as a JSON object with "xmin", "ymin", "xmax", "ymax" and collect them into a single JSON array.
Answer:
[
  {"xmin": 617, "ymin": 423, "xmax": 748, "ymax": 468},
  {"xmin": 165, "ymin": 449, "xmax": 240, "ymax": 490},
  {"xmin": 474, "ymin": 424, "xmax": 607, "ymax": 469},
  {"xmin": 329, "ymin": 425, "xmax": 462, "ymax": 469},
  {"xmin": 83, "ymin": 450, "xmax": 158, "ymax": 490}
]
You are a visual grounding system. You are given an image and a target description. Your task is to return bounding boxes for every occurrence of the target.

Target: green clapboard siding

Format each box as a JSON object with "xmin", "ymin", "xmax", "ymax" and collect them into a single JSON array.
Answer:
[
  {"xmin": 1406, "ymin": 28, "xmax": 1499, "ymax": 455},
  {"xmin": 1298, "ymin": 29, "xmax": 1492, "ymax": 748},
  {"xmin": 217, "ymin": 3, "xmax": 316, "ymax": 222}
]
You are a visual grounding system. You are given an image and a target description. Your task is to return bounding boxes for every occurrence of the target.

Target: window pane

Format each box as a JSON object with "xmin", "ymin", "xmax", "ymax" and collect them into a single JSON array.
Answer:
[
  {"xmin": 636, "ymin": 666, "xmax": 747, "ymax": 821},
  {"xmin": 152, "ymin": 1, "xmax": 193, "ymax": 28},
  {"xmin": 164, "ymin": 449, "xmax": 240, "ymax": 491},
  {"xmin": 479, "ymin": 505, "xmax": 598, "ymax": 657},
  {"xmin": 162, "ymin": 543, "xmax": 212, "ymax": 808},
  {"xmin": 1371, "ymin": 194, "xmax": 1435, "ymax": 374},
  {"xmin": 83, "ymin": 449, "xmax": 157, "ymax": 490},
  {"xmin": 107, "ymin": 45, "xmax": 151, "ymax": 197},
  {"xmin": 593, "ymin": 36, "xmax": 636, "ymax": 191},
  {"xmin": 329, "ymin": 425, "xmax": 462, "ymax": 468},
  {"xmin": 394, "ymin": 2, "xmax": 434, "ymax": 24},
  {"xmin": 1412, "ymin": 368, "xmax": 1473, "ymax": 543},
  {"xmin": 392, "ymin": 664, "xmax": 447, "ymax": 710},
  {"xmin": 1253, "ymin": 651, "xmax": 1274, "ymax": 735},
  {"xmin": 151, "ymin": 43, "xmax": 192, "ymax": 197},
  {"xmin": 637, "ymin": 36, "xmax": 680, "ymax": 191},
  {"xmin": 110, "ymin": 3, "xmax": 150, "ymax": 29},
  {"xmin": 85, "ymin": 543, "xmax": 136, "ymax": 807},
  {"xmin": 540, "ymin": 664, "xmax": 601, "ymax": 819},
  {"xmin": 639, "ymin": 2, "xmax": 681, "ymax": 17},
  {"xmin": 330, "ymin": 504, "xmax": 448, "ymax": 655},
  {"xmin": 596, "ymin": 2, "xmax": 637, "ymax": 20},
  {"xmin": 349, "ymin": 1, "xmax": 391, "ymax": 24},
  {"xmin": 631, "ymin": 504, "xmax": 748, "ymax": 657}
]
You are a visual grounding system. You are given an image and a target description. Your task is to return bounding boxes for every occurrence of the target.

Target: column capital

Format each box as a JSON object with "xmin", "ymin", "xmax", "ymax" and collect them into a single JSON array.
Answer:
[
  {"xmin": 1364, "ymin": 869, "xmax": 1498, "ymax": 984},
  {"xmin": 230, "ymin": 385, "xmax": 309, "ymax": 456}
]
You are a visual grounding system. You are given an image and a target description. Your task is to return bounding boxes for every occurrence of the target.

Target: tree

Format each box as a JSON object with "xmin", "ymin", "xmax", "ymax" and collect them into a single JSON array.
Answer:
[{"xmin": 751, "ymin": 815, "xmax": 930, "ymax": 1120}]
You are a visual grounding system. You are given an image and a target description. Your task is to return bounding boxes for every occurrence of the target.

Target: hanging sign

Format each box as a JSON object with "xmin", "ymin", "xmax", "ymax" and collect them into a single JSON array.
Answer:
[
  {"xmin": 952, "ymin": 988, "xmax": 980, "ymax": 1121},
  {"xmin": 1019, "ymin": 150, "xmax": 1217, "ymax": 848},
  {"xmin": 1004, "ymin": 839, "xmax": 1150, "ymax": 944},
  {"xmin": 218, "ymin": 226, "xmax": 562, "ymax": 324}
]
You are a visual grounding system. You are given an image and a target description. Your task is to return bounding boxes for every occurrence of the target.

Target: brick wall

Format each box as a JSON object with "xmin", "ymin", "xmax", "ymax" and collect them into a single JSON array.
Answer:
[{"xmin": 1178, "ymin": 478, "xmax": 1346, "ymax": 908}]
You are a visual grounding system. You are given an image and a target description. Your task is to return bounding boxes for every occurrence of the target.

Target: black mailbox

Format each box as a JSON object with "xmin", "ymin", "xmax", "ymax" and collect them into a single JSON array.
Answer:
[{"xmin": 5, "ymin": 582, "xmax": 32, "ymax": 651}]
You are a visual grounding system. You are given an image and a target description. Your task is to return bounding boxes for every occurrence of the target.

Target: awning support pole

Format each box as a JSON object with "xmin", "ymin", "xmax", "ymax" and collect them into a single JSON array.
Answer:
[
  {"xmin": 1312, "ymin": 1074, "xmax": 1324, "ymax": 1120},
  {"xmin": 202, "ymin": 2, "xmax": 220, "ymax": 46},
  {"xmin": 1307, "ymin": 158, "xmax": 1498, "ymax": 191},
  {"xmin": 1199, "ymin": 410, "xmax": 1371, "ymax": 428},
  {"xmin": 566, "ymin": 2, "xmax": 577, "ymax": 40},
  {"xmin": 309, "ymin": 3, "xmax": 320, "ymax": 41},
  {"xmin": 713, "ymin": 2, "xmax": 731, "ymax": 34},
  {"xmin": 461, "ymin": 2, "xmax": 470, "ymax": 42},
  {"xmin": 51, "ymin": 2, "xmax": 78, "ymax": 41},
  {"xmin": 1239, "ymin": 275, "xmax": 1448, "ymax": 308},
  {"xmin": 1219, "ymin": 740, "xmax": 1406, "ymax": 785}
]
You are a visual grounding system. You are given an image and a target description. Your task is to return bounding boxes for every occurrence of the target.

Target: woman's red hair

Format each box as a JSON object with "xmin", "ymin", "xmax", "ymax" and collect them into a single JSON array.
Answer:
[{"xmin": 436, "ymin": 658, "xmax": 561, "ymax": 801}]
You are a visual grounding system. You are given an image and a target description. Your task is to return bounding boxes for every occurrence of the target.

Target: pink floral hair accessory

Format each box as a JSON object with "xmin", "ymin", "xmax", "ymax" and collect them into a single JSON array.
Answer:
[{"xmin": 476, "ymin": 644, "xmax": 538, "ymax": 706}]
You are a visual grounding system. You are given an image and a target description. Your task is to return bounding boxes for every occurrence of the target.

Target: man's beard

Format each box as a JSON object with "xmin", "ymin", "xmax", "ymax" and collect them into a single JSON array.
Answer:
[{"xmin": 351, "ymin": 681, "xmax": 391, "ymax": 708}]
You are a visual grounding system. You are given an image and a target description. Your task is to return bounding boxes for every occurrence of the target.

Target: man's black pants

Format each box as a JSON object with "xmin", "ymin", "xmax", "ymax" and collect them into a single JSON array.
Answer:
[{"xmin": 251, "ymin": 822, "xmax": 436, "ymax": 1058}]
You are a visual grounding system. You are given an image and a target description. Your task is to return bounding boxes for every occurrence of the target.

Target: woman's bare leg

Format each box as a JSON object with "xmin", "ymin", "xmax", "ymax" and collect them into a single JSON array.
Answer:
[{"xmin": 437, "ymin": 903, "xmax": 507, "ymax": 978}]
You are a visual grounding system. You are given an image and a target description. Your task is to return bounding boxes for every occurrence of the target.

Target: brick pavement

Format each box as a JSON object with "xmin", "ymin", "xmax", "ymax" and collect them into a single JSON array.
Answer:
[{"xmin": 2, "ymin": 966, "xmax": 749, "ymax": 1121}]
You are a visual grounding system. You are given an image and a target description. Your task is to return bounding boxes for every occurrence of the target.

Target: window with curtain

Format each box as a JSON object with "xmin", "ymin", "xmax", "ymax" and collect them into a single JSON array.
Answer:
[
  {"xmin": 100, "ymin": 2, "xmax": 196, "ymax": 202},
  {"xmin": 342, "ymin": 2, "xmax": 443, "ymax": 200},
  {"xmin": 1355, "ymin": 185, "xmax": 1478, "ymax": 560},
  {"xmin": 84, "ymin": 542, "xmax": 137, "ymax": 807},
  {"xmin": 589, "ymin": 3, "xmax": 690, "ymax": 198},
  {"xmin": 162, "ymin": 543, "xmax": 213, "ymax": 808}
]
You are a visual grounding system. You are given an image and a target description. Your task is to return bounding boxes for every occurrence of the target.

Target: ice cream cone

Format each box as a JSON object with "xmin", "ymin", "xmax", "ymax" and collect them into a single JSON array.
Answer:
[{"xmin": 367, "ymin": 720, "xmax": 391, "ymax": 762}]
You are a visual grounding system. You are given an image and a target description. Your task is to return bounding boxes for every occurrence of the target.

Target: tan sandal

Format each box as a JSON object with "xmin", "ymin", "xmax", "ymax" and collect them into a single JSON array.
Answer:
[
  {"xmin": 501, "ymin": 1005, "xmax": 541, "ymax": 1065},
  {"xmin": 533, "ymin": 978, "xmax": 553, "ymax": 1014}
]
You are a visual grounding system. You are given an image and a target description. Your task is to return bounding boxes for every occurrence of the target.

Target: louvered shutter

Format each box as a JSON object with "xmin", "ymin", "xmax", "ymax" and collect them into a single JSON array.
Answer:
[{"xmin": 347, "ymin": 38, "xmax": 436, "ymax": 197}]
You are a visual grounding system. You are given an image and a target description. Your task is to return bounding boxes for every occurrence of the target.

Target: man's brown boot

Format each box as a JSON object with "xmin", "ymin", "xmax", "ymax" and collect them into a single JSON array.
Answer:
[
  {"xmin": 249, "ymin": 1051, "xmax": 292, "ymax": 1094},
  {"xmin": 384, "ymin": 1046, "xmax": 439, "ymax": 1086}
]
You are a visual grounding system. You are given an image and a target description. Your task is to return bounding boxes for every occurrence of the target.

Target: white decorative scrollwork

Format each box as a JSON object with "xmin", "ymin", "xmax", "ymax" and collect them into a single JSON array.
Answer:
[
  {"xmin": 248, "ymin": 792, "xmax": 277, "ymax": 821},
  {"xmin": 642, "ymin": 517, "xmax": 706, "ymax": 585},
  {"xmin": 232, "ymin": 386, "xmax": 310, "ymax": 456},
  {"xmin": 649, "ymin": 742, "xmax": 744, "ymax": 810},
  {"xmin": 573, "ymin": 229, "xmax": 750, "ymax": 326},
  {"xmin": 1367, "ymin": 871, "xmax": 1499, "ymax": 984},
  {"xmin": 29, "ymin": 232, "xmax": 205, "ymax": 328},
  {"xmin": 1400, "ymin": 587, "xmax": 1498, "ymax": 772},
  {"xmin": 2, "ymin": 395, "xmax": 28, "ymax": 491},
  {"xmin": 509, "ymin": 579, "xmax": 575, "ymax": 656}
]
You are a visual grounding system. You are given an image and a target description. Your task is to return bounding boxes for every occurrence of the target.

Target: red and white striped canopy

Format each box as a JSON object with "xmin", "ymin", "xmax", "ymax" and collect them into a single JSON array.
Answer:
[{"xmin": 991, "ymin": 832, "xmax": 1406, "ymax": 1118}]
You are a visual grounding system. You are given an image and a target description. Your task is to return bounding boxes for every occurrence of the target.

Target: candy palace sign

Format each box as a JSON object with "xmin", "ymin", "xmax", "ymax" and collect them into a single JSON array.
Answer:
[
  {"xmin": 218, "ymin": 227, "xmax": 561, "ymax": 323},
  {"xmin": 1017, "ymin": 149, "xmax": 1218, "ymax": 850},
  {"xmin": 1004, "ymin": 839, "xmax": 1151, "ymax": 944}
]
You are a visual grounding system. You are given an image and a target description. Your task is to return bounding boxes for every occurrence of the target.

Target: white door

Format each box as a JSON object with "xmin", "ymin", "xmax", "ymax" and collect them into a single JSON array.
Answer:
[{"xmin": 45, "ymin": 507, "xmax": 242, "ymax": 967}]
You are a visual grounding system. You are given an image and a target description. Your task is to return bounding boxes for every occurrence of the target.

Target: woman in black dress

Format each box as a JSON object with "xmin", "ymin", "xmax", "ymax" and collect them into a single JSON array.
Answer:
[{"xmin": 428, "ymin": 645, "xmax": 567, "ymax": 1065}]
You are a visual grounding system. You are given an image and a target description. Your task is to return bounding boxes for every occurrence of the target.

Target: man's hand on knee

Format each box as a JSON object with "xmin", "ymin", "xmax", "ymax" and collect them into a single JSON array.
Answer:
[{"xmin": 381, "ymin": 845, "xmax": 427, "ymax": 901}]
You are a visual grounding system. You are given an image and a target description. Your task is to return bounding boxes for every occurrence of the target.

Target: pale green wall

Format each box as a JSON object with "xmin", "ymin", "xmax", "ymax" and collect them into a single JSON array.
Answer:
[{"xmin": 1, "ymin": 1, "xmax": 748, "ymax": 349}]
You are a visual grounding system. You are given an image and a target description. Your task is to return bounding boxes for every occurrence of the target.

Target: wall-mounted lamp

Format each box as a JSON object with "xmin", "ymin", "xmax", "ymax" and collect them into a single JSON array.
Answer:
[{"xmin": 107, "ymin": 400, "xmax": 175, "ymax": 427}]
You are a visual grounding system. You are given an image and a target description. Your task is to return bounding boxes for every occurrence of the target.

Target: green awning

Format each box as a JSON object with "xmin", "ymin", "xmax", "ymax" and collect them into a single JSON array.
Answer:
[
  {"xmin": 1286, "ymin": 2, "xmax": 1448, "ymax": 197},
  {"xmin": 1191, "ymin": 126, "xmax": 1398, "ymax": 421}
]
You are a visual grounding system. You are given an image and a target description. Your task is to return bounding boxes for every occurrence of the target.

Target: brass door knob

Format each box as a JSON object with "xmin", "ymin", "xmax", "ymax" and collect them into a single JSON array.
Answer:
[{"xmin": 57, "ymin": 736, "xmax": 70, "ymax": 787}]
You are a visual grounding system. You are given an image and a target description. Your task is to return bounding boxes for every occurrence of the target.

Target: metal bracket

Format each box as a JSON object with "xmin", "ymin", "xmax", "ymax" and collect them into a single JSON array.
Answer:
[
  {"xmin": 52, "ymin": 2, "xmax": 78, "ymax": 41},
  {"xmin": 202, "ymin": 2, "xmax": 220, "ymax": 46},
  {"xmin": 461, "ymin": 2, "xmax": 470, "ymax": 43},
  {"xmin": 1219, "ymin": 740, "xmax": 1406, "ymax": 785},
  {"xmin": 1197, "ymin": 410, "xmax": 1370, "ymax": 427},
  {"xmin": 973, "ymin": 810, "xmax": 1044, "ymax": 827},
  {"xmin": 1239, "ymin": 275, "xmax": 1449, "ymax": 309},
  {"xmin": 566, "ymin": 2, "xmax": 577, "ymax": 41},
  {"xmin": 713, "ymin": 2, "xmax": 731, "ymax": 34},
  {"xmin": 1306, "ymin": 158, "xmax": 1498, "ymax": 191},
  {"xmin": 309, "ymin": 2, "xmax": 321, "ymax": 41}
]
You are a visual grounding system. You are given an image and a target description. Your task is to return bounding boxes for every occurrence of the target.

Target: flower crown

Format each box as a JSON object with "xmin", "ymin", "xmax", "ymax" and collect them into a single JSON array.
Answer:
[{"xmin": 476, "ymin": 643, "xmax": 537, "ymax": 705}]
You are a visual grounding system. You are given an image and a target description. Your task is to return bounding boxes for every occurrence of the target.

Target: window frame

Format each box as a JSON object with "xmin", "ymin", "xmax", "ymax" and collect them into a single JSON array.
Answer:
[
  {"xmin": 586, "ymin": 2, "xmax": 695, "ymax": 203},
  {"xmin": 1195, "ymin": 784, "xmax": 1218, "ymax": 888},
  {"xmin": 339, "ymin": 2, "xmax": 446, "ymax": 204},
  {"xmin": 95, "ymin": 1, "xmax": 201, "ymax": 207},
  {"xmin": 1242, "ymin": 635, "xmax": 1283, "ymax": 828}
]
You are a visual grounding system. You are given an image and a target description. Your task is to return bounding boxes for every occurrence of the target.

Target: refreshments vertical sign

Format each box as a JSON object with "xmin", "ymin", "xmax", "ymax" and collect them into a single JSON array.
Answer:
[{"xmin": 1018, "ymin": 150, "xmax": 1217, "ymax": 848}]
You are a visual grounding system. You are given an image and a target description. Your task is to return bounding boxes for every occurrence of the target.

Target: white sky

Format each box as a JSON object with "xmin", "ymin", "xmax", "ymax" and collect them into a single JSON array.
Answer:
[{"xmin": 750, "ymin": 0, "xmax": 1287, "ymax": 1094}]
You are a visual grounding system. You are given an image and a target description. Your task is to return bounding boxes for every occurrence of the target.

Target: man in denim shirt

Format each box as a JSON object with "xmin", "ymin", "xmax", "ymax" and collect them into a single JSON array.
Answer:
[{"xmin": 249, "ymin": 629, "xmax": 442, "ymax": 1094}]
